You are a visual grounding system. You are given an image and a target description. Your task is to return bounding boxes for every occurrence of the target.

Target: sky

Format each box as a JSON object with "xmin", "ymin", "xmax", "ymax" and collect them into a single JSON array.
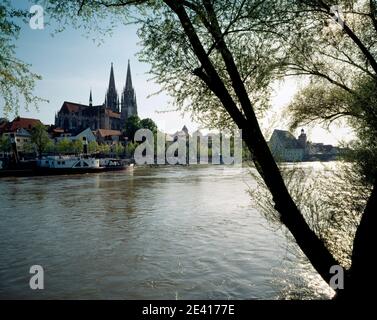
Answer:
[{"xmin": 1, "ymin": 0, "xmax": 354, "ymax": 145}]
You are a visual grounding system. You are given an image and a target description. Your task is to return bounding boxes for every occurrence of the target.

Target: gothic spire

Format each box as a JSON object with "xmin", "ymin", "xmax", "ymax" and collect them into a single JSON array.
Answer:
[
  {"xmin": 109, "ymin": 62, "xmax": 116, "ymax": 90},
  {"xmin": 89, "ymin": 89, "xmax": 93, "ymax": 106},
  {"xmin": 105, "ymin": 62, "xmax": 119, "ymax": 112},
  {"xmin": 125, "ymin": 59, "xmax": 133, "ymax": 91},
  {"xmin": 121, "ymin": 59, "xmax": 138, "ymax": 122}
]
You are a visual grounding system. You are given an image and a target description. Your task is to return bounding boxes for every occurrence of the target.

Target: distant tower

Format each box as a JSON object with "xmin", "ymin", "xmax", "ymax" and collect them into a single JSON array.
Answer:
[
  {"xmin": 182, "ymin": 125, "xmax": 189, "ymax": 135},
  {"xmin": 105, "ymin": 63, "xmax": 119, "ymax": 112},
  {"xmin": 298, "ymin": 128, "xmax": 307, "ymax": 148},
  {"xmin": 89, "ymin": 89, "xmax": 93, "ymax": 107},
  {"xmin": 121, "ymin": 60, "xmax": 138, "ymax": 123}
]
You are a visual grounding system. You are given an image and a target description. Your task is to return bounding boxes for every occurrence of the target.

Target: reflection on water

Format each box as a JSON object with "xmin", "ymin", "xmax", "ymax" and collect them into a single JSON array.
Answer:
[{"xmin": 0, "ymin": 166, "xmax": 333, "ymax": 299}]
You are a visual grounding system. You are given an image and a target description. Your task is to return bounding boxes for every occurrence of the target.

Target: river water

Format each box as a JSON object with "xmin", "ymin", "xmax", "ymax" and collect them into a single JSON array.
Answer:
[{"xmin": 0, "ymin": 165, "xmax": 334, "ymax": 299}]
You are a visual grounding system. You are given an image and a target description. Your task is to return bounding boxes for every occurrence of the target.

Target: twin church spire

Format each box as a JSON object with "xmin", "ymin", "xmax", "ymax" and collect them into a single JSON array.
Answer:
[
  {"xmin": 121, "ymin": 60, "xmax": 138, "ymax": 121},
  {"xmin": 104, "ymin": 62, "xmax": 119, "ymax": 113},
  {"xmin": 92, "ymin": 61, "xmax": 138, "ymax": 122}
]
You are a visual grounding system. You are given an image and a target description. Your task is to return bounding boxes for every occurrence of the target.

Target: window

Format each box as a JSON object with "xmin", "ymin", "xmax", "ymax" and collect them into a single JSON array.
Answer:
[{"xmin": 82, "ymin": 161, "xmax": 89, "ymax": 167}]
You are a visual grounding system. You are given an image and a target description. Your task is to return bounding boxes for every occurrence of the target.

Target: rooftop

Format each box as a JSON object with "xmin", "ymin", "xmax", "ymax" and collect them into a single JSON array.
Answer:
[
  {"xmin": 96, "ymin": 129, "xmax": 122, "ymax": 138},
  {"xmin": 270, "ymin": 129, "xmax": 301, "ymax": 149},
  {"xmin": 6, "ymin": 117, "xmax": 43, "ymax": 132}
]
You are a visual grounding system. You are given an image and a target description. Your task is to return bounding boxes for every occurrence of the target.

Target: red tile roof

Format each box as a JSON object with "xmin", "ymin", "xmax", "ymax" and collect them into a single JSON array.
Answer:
[
  {"xmin": 61, "ymin": 101, "xmax": 87, "ymax": 113},
  {"xmin": 8, "ymin": 117, "xmax": 42, "ymax": 132},
  {"xmin": 105, "ymin": 110, "xmax": 121, "ymax": 118},
  {"xmin": 96, "ymin": 129, "xmax": 122, "ymax": 137},
  {"xmin": 0, "ymin": 121, "xmax": 7, "ymax": 133},
  {"xmin": 59, "ymin": 102, "xmax": 120, "ymax": 119}
]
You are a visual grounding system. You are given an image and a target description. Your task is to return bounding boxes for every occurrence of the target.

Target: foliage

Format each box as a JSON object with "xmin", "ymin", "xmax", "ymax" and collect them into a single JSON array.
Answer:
[
  {"xmin": 71, "ymin": 139, "xmax": 83, "ymax": 153},
  {"xmin": 0, "ymin": 1, "xmax": 47, "ymax": 116},
  {"xmin": 124, "ymin": 115, "xmax": 141, "ymax": 141},
  {"xmin": 88, "ymin": 140, "xmax": 99, "ymax": 153},
  {"xmin": 124, "ymin": 115, "xmax": 158, "ymax": 141},
  {"xmin": 140, "ymin": 117, "xmax": 158, "ymax": 134},
  {"xmin": 0, "ymin": 134, "xmax": 10, "ymax": 152},
  {"xmin": 98, "ymin": 143, "xmax": 110, "ymax": 154},
  {"xmin": 56, "ymin": 138, "xmax": 71, "ymax": 153},
  {"xmin": 56, "ymin": 138, "xmax": 83, "ymax": 154},
  {"xmin": 22, "ymin": 140, "xmax": 35, "ymax": 153},
  {"xmin": 249, "ymin": 162, "xmax": 370, "ymax": 269},
  {"xmin": 113, "ymin": 143, "xmax": 125, "ymax": 155},
  {"xmin": 44, "ymin": 140, "xmax": 55, "ymax": 153},
  {"xmin": 31, "ymin": 123, "xmax": 50, "ymax": 156},
  {"xmin": 125, "ymin": 141, "xmax": 137, "ymax": 158},
  {"xmin": 275, "ymin": 0, "xmax": 377, "ymax": 185},
  {"xmin": 288, "ymin": 75, "xmax": 377, "ymax": 184}
]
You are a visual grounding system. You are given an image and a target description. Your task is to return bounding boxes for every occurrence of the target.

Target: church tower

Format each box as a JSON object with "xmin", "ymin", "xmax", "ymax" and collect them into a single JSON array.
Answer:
[
  {"xmin": 298, "ymin": 128, "xmax": 307, "ymax": 148},
  {"xmin": 89, "ymin": 89, "xmax": 93, "ymax": 107},
  {"xmin": 105, "ymin": 63, "xmax": 119, "ymax": 112},
  {"xmin": 121, "ymin": 60, "xmax": 138, "ymax": 123}
]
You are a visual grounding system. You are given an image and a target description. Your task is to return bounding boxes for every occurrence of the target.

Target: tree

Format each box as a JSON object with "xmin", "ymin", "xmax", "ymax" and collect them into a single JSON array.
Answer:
[
  {"xmin": 88, "ymin": 141, "xmax": 99, "ymax": 154},
  {"xmin": 0, "ymin": 135, "xmax": 10, "ymax": 153},
  {"xmin": 56, "ymin": 138, "xmax": 71, "ymax": 154},
  {"xmin": 22, "ymin": 140, "xmax": 35, "ymax": 154},
  {"xmin": 140, "ymin": 117, "xmax": 158, "ymax": 134},
  {"xmin": 70, "ymin": 139, "xmax": 83, "ymax": 154},
  {"xmin": 31, "ymin": 123, "xmax": 50, "ymax": 158},
  {"xmin": 268, "ymin": 0, "xmax": 377, "ymax": 298},
  {"xmin": 124, "ymin": 115, "xmax": 141, "ymax": 142},
  {"xmin": 44, "ymin": 140, "xmax": 55, "ymax": 153},
  {"xmin": 41, "ymin": 0, "xmax": 377, "ymax": 299},
  {"xmin": 287, "ymin": 76, "xmax": 377, "ymax": 183},
  {"xmin": 113, "ymin": 143, "xmax": 125, "ymax": 156},
  {"xmin": 125, "ymin": 141, "xmax": 137, "ymax": 158},
  {"xmin": 0, "ymin": 1, "xmax": 46, "ymax": 115},
  {"xmin": 98, "ymin": 143, "xmax": 110, "ymax": 154},
  {"xmin": 125, "ymin": 116, "xmax": 158, "ymax": 142}
]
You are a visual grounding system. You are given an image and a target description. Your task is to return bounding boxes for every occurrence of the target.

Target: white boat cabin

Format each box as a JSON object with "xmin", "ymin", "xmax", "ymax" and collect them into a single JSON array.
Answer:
[{"xmin": 37, "ymin": 156, "xmax": 100, "ymax": 169}]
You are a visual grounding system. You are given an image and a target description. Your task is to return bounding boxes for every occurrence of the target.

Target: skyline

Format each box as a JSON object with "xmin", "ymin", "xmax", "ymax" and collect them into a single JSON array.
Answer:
[{"xmin": 1, "ymin": 0, "xmax": 354, "ymax": 145}]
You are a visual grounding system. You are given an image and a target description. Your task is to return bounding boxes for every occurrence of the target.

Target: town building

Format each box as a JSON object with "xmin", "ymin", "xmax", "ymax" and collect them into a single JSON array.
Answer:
[
  {"xmin": 0, "ymin": 117, "xmax": 42, "ymax": 133},
  {"xmin": 268, "ymin": 129, "xmax": 340, "ymax": 162},
  {"xmin": 2, "ymin": 128, "xmax": 33, "ymax": 153},
  {"xmin": 268, "ymin": 129, "xmax": 305, "ymax": 162},
  {"xmin": 169, "ymin": 125, "xmax": 189, "ymax": 141},
  {"xmin": 95, "ymin": 129, "xmax": 123, "ymax": 145},
  {"xmin": 54, "ymin": 127, "xmax": 97, "ymax": 144},
  {"xmin": 55, "ymin": 61, "xmax": 138, "ymax": 132},
  {"xmin": 0, "ymin": 117, "xmax": 43, "ymax": 153}
]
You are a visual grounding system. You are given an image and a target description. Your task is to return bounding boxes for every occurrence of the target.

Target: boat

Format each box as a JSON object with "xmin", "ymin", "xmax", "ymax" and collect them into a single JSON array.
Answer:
[
  {"xmin": 99, "ymin": 158, "xmax": 128, "ymax": 171},
  {"xmin": 36, "ymin": 156, "xmax": 103, "ymax": 175},
  {"xmin": 0, "ymin": 158, "xmax": 36, "ymax": 177},
  {"xmin": 0, "ymin": 155, "xmax": 134, "ymax": 177}
]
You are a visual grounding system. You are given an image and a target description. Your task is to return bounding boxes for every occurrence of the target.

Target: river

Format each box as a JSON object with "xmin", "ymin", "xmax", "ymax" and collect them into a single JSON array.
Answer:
[{"xmin": 0, "ymin": 165, "xmax": 334, "ymax": 299}]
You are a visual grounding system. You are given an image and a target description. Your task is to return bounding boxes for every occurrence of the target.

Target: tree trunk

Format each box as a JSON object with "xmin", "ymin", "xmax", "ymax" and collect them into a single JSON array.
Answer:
[
  {"xmin": 336, "ymin": 177, "xmax": 377, "ymax": 300},
  {"xmin": 164, "ymin": 0, "xmax": 340, "ymax": 287}
]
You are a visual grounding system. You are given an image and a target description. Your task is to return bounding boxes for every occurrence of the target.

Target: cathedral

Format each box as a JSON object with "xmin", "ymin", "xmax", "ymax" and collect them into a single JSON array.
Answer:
[{"xmin": 55, "ymin": 61, "xmax": 138, "ymax": 132}]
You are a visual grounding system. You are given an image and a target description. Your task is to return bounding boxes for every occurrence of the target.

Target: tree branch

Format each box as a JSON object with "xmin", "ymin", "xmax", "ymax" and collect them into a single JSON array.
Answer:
[{"xmin": 315, "ymin": 0, "xmax": 377, "ymax": 76}]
